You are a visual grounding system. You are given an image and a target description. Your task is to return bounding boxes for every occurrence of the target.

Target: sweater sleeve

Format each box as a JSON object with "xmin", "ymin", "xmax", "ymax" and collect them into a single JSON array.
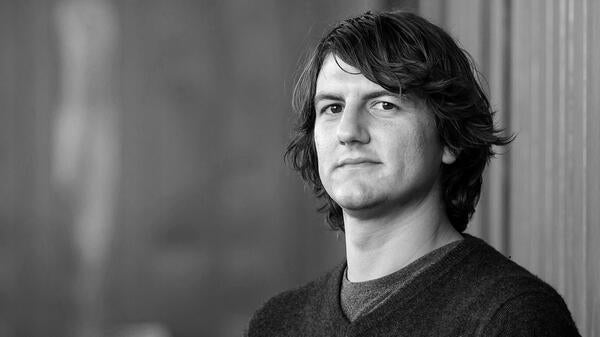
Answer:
[{"xmin": 481, "ymin": 291, "xmax": 581, "ymax": 337}]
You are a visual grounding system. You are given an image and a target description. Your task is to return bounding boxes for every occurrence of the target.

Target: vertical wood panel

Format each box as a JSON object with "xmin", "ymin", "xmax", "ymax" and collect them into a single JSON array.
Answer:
[
  {"xmin": 529, "ymin": 0, "xmax": 544, "ymax": 278},
  {"xmin": 508, "ymin": 0, "xmax": 533, "ymax": 267},
  {"xmin": 482, "ymin": 0, "xmax": 511, "ymax": 254},
  {"xmin": 586, "ymin": 0, "xmax": 600, "ymax": 335}
]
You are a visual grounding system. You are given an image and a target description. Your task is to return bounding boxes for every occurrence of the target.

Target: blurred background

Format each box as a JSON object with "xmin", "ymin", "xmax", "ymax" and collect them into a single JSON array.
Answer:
[{"xmin": 1, "ymin": 0, "xmax": 599, "ymax": 336}]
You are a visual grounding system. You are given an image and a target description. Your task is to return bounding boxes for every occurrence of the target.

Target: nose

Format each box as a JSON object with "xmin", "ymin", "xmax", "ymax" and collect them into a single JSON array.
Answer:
[{"xmin": 336, "ymin": 104, "xmax": 370, "ymax": 145}]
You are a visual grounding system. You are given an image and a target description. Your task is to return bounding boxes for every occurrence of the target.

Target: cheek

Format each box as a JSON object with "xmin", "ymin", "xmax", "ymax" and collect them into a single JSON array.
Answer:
[
  {"xmin": 313, "ymin": 124, "xmax": 332, "ymax": 158},
  {"xmin": 313, "ymin": 133, "xmax": 323, "ymax": 163},
  {"xmin": 389, "ymin": 123, "xmax": 441, "ymax": 171},
  {"xmin": 408, "ymin": 125, "xmax": 444, "ymax": 171},
  {"xmin": 313, "ymin": 128, "xmax": 329, "ymax": 177},
  {"xmin": 313, "ymin": 131, "xmax": 322, "ymax": 152}
]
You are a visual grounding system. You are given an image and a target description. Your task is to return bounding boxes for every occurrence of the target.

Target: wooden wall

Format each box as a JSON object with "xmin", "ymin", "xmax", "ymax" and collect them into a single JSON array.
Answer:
[{"xmin": 420, "ymin": 0, "xmax": 600, "ymax": 335}]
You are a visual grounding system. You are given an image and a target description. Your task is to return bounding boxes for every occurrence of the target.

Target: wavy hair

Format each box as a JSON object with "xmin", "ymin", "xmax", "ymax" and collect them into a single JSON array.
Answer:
[{"xmin": 285, "ymin": 11, "xmax": 513, "ymax": 232}]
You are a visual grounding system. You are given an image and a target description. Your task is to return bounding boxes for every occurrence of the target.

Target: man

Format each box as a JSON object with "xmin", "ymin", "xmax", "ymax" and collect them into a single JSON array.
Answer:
[{"xmin": 247, "ymin": 11, "xmax": 580, "ymax": 336}]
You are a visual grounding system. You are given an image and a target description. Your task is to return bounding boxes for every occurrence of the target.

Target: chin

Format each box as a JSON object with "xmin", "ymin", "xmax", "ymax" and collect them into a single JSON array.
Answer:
[{"xmin": 332, "ymin": 191, "xmax": 383, "ymax": 212}]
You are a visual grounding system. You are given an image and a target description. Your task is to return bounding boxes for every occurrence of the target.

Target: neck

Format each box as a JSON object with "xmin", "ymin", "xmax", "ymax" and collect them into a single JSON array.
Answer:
[{"xmin": 343, "ymin": 194, "xmax": 462, "ymax": 282}]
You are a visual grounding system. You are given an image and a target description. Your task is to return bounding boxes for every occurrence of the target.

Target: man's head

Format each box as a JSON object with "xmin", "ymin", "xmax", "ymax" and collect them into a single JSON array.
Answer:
[{"xmin": 285, "ymin": 11, "xmax": 512, "ymax": 232}]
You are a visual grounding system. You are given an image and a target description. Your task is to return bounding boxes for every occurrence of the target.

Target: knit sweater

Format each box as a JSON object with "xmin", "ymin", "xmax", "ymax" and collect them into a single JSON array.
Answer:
[{"xmin": 246, "ymin": 234, "xmax": 580, "ymax": 337}]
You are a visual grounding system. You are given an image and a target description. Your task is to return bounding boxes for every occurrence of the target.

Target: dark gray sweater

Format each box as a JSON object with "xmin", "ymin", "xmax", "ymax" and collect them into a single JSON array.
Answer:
[{"xmin": 247, "ymin": 235, "xmax": 580, "ymax": 336}]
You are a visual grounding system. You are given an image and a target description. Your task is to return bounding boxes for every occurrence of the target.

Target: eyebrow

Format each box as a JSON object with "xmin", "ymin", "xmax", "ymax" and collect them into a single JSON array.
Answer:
[
  {"xmin": 314, "ymin": 90, "xmax": 401, "ymax": 104},
  {"xmin": 314, "ymin": 93, "xmax": 343, "ymax": 103}
]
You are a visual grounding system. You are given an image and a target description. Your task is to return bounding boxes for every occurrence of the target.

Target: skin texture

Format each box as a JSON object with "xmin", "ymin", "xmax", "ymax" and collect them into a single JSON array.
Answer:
[{"xmin": 314, "ymin": 54, "xmax": 462, "ymax": 281}]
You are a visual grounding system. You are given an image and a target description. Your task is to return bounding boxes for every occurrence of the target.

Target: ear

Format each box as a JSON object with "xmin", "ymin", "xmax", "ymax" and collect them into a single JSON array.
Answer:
[{"xmin": 442, "ymin": 146, "xmax": 458, "ymax": 165}]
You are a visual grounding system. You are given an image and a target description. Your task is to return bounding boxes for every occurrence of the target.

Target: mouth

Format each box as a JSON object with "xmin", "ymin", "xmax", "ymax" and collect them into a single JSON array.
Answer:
[{"xmin": 337, "ymin": 158, "xmax": 380, "ymax": 168}]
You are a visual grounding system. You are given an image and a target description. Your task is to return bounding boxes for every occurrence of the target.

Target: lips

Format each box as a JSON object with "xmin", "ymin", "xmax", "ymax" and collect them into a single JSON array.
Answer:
[{"xmin": 337, "ymin": 158, "xmax": 380, "ymax": 167}]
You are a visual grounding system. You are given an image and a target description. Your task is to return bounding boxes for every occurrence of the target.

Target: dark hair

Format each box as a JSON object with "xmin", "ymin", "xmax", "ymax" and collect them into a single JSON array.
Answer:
[{"xmin": 285, "ymin": 11, "xmax": 513, "ymax": 232}]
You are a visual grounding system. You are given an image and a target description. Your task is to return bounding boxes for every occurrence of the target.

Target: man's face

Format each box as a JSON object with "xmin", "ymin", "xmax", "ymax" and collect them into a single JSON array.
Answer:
[{"xmin": 313, "ymin": 54, "xmax": 456, "ymax": 216}]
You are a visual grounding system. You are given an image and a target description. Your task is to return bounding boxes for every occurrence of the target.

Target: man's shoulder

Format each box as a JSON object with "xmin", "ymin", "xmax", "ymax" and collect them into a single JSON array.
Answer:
[
  {"xmin": 457, "ymin": 235, "xmax": 539, "ymax": 279},
  {"xmin": 252, "ymin": 272, "xmax": 328, "ymax": 317},
  {"xmin": 455, "ymin": 235, "xmax": 561, "ymax": 296},
  {"xmin": 245, "ymin": 262, "xmax": 344, "ymax": 336},
  {"xmin": 449, "ymin": 235, "xmax": 579, "ymax": 335},
  {"xmin": 479, "ymin": 287, "xmax": 581, "ymax": 336}
]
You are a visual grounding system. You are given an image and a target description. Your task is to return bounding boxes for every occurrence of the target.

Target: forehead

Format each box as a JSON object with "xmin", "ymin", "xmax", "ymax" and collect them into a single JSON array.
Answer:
[{"xmin": 315, "ymin": 54, "xmax": 384, "ymax": 94}]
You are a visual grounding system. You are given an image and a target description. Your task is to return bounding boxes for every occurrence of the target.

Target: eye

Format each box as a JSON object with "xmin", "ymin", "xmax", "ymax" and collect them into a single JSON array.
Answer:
[
  {"xmin": 321, "ymin": 104, "xmax": 343, "ymax": 115},
  {"xmin": 372, "ymin": 101, "xmax": 399, "ymax": 111}
]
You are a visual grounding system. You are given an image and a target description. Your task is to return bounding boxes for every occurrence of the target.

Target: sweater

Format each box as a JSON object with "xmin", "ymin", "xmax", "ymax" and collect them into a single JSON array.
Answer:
[{"xmin": 246, "ymin": 234, "xmax": 580, "ymax": 337}]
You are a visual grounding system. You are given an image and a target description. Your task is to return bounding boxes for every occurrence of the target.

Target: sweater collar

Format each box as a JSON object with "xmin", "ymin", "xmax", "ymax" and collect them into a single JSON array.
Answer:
[{"xmin": 322, "ymin": 233, "xmax": 484, "ymax": 332}]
